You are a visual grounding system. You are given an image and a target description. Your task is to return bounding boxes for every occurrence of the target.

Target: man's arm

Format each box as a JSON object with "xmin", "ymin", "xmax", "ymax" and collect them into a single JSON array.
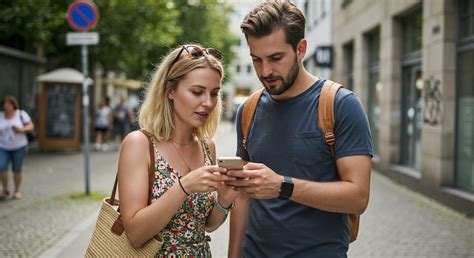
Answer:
[
  {"xmin": 291, "ymin": 155, "xmax": 371, "ymax": 214},
  {"xmin": 228, "ymin": 195, "xmax": 250, "ymax": 258},
  {"xmin": 227, "ymin": 154, "xmax": 371, "ymax": 215}
]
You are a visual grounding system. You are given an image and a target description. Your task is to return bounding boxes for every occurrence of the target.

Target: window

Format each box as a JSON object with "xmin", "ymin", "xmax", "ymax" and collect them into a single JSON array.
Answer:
[
  {"xmin": 343, "ymin": 42, "xmax": 354, "ymax": 91},
  {"xmin": 303, "ymin": 0, "xmax": 309, "ymax": 19},
  {"xmin": 402, "ymin": 10, "xmax": 422, "ymax": 59},
  {"xmin": 246, "ymin": 64, "xmax": 252, "ymax": 74},
  {"xmin": 341, "ymin": 0, "xmax": 352, "ymax": 9},
  {"xmin": 236, "ymin": 65, "xmax": 241, "ymax": 74},
  {"xmin": 367, "ymin": 30, "xmax": 380, "ymax": 155},
  {"xmin": 321, "ymin": 0, "xmax": 326, "ymax": 18},
  {"xmin": 400, "ymin": 9, "xmax": 423, "ymax": 170},
  {"xmin": 459, "ymin": 0, "xmax": 474, "ymax": 42},
  {"xmin": 455, "ymin": 0, "xmax": 474, "ymax": 192}
]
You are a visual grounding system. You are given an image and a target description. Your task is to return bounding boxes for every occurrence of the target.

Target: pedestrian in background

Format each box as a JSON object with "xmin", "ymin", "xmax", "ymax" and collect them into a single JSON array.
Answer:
[
  {"xmin": 94, "ymin": 98, "xmax": 112, "ymax": 151},
  {"xmin": 226, "ymin": 1, "xmax": 373, "ymax": 257},
  {"xmin": 0, "ymin": 96, "xmax": 34, "ymax": 200},
  {"xmin": 112, "ymin": 96, "xmax": 132, "ymax": 143},
  {"xmin": 118, "ymin": 44, "xmax": 239, "ymax": 257}
]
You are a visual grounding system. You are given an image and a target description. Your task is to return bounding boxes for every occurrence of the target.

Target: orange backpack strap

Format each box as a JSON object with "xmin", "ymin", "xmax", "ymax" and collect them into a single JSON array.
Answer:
[
  {"xmin": 241, "ymin": 88, "xmax": 264, "ymax": 150},
  {"xmin": 318, "ymin": 80, "xmax": 343, "ymax": 158},
  {"xmin": 318, "ymin": 80, "xmax": 359, "ymax": 243}
]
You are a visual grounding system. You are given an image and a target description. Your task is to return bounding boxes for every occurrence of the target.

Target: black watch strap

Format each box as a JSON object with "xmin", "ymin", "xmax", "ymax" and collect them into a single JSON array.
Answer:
[{"xmin": 279, "ymin": 176, "xmax": 294, "ymax": 199}]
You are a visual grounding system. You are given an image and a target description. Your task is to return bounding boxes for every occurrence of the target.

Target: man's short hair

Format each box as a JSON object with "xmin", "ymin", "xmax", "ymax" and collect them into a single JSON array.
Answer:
[{"xmin": 240, "ymin": 0, "xmax": 305, "ymax": 51}]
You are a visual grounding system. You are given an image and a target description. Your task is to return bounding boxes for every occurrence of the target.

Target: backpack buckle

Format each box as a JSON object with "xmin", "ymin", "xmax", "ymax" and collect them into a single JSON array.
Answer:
[{"xmin": 324, "ymin": 133, "xmax": 335, "ymax": 146}]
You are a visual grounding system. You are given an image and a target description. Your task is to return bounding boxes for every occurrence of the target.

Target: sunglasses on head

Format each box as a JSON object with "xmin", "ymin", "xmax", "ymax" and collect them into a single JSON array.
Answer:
[{"xmin": 167, "ymin": 45, "xmax": 222, "ymax": 77}]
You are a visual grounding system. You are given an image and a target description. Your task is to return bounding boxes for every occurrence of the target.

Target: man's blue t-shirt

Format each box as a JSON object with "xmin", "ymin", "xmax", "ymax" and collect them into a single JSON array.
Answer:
[{"xmin": 236, "ymin": 79, "xmax": 373, "ymax": 258}]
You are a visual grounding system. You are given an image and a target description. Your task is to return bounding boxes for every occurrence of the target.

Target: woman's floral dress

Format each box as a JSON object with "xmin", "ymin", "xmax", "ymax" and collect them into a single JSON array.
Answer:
[{"xmin": 150, "ymin": 137, "xmax": 217, "ymax": 258}]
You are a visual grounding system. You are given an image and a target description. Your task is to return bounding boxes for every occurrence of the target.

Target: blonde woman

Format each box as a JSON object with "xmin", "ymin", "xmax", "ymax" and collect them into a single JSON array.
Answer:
[{"xmin": 118, "ymin": 44, "xmax": 238, "ymax": 257}]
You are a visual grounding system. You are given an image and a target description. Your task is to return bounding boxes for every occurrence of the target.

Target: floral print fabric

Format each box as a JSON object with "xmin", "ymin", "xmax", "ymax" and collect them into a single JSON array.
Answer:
[{"xmin": 151, "ymin": 138, "xmax": 216, "ymax": 258}]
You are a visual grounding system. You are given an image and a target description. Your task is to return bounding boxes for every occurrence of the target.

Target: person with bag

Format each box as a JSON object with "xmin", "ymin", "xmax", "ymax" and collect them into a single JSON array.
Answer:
[
  {"xmin": 225, "ymin": 1, "xmax": 373, "ymax": 257},
  {"xmin": 0, "ymin": 95, "xmax": 34, "ymax": 200},
  {"xmin": 117, "ymin": 44, "xmax": 239, "ymax": 257},
  {"xmin": 112, "ymin": 96, "xmax": 132, "ymax": 144},
  {"xmin": 94, "ymin": 98, "xmax": 112, "ymax": 151}
]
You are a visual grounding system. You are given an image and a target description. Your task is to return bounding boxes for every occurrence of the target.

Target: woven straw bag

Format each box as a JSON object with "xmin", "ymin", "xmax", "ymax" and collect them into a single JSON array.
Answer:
[{"xmin": 85, "ymin": 130, "xmax": 163, "ymax": 257}]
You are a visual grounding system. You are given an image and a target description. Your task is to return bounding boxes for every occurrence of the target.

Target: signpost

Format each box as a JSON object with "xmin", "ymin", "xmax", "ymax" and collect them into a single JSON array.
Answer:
[
  {"xmin": 67, "ymin": 1, "xmax": 99, "ymax": 32},
  {"xmin": 66, "ymin": 32, "xmax": 99, "ymax": 45},
  {"xmin": 66, "ymin": 1, "xmax": 99, "ymax": 195}
]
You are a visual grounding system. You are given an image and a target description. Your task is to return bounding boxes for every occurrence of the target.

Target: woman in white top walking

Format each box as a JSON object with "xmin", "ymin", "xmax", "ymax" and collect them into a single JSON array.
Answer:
[
  {"xmin": 0, "ymin": 96, "xmax": 34, "ymax": 200},
  {"xmin": 94, "ymin": 98, "xmax": 112, "ymax": 151}
]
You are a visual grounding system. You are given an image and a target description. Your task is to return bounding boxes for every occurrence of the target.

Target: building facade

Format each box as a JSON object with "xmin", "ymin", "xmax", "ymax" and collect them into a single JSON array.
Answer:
[
  {"xmin": 332, "ymin": 0, "xmax": 473, "ymax": 215},
  {"xmin": 224, "ymin": 0, "xmax": 261, "ymax": 121},
  {"xmin": 295, "ymin": 0, "xmax": 333, "ymax": 80},
  {"xmin": 0, "ymin": 46, "xmax": 45, "ymax": 123}
]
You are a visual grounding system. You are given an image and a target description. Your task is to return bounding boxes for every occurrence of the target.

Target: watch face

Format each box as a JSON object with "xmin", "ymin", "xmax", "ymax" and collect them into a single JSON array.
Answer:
[{"xmin": 279, "ymin": 176, "xmax": 294, "ymax": 199}]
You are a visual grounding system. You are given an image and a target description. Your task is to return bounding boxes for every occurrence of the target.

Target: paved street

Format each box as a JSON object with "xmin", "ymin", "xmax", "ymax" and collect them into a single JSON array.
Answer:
[{"xmin": 0, "ymin": 121, "xmax": 472, "ymax": 257}]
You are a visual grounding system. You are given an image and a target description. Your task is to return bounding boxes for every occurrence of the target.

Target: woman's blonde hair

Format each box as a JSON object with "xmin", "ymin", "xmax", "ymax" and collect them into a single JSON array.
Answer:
[{"xmin": 138, "ymin": 44, "xmax": 224, "ymax": 142}]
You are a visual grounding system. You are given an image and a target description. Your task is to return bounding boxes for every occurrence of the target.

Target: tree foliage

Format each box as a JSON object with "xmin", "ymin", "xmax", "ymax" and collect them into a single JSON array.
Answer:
[
  {"xmin": 0, "ymin": 0, "xmax": 66, "ymax": 53},
  {"xmin": 0, "ymin": 0, "xmax": 238, "ymax": 81},
  {"xmin": 175, "ymin": 0, "xmax": 239, "ymax": 81}
]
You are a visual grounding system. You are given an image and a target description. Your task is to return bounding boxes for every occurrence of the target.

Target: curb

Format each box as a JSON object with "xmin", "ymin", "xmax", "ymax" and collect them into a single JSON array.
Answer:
[{"xmin": 39, "ymin": 210, "xmax": 99, "ymax": 258}]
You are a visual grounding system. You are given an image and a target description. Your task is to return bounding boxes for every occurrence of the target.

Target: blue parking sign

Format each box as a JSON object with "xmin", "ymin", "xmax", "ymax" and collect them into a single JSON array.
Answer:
[{"xmin": 67, "ymin": 1, "xmax": 99, "ymax": 32}]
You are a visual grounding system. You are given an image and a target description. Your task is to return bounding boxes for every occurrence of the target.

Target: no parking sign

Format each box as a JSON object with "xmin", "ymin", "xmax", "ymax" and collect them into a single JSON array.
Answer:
[
  {"xmin": 67, "ymin": 1, "xmax": 99, "ymax": 32},
  {"xmin": 66, "ymin": 1, "xmax": 100, "ymax": 195}
]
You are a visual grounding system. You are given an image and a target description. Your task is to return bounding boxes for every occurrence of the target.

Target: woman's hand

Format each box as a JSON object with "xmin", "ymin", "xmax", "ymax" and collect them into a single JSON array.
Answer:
[
  {"xmin": 216, "ymin": 178, "xmax": 240, "ymax": 208},
  {"xmin": 179, "ymin": 165, "xmax": 234, "ymax": 194},
  {"xmin": 12, "ymin": 126, "xmax": 24, "ymax": 133}
]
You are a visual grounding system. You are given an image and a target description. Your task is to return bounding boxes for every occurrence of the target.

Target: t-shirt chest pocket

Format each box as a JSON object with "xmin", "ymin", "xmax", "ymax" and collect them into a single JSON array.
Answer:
[{"xmin": 292, "ymin": 130, "xmax": 326, "ymax": 165}]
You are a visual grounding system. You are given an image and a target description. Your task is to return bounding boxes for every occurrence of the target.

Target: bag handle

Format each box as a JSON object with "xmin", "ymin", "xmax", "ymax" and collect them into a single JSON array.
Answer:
[{"xmin": 109, "ymin": 129, "xmax": 155, "ymax": 205}]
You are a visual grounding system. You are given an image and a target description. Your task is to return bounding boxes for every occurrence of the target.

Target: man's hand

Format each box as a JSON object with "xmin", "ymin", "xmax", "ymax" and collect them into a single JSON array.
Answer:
[{"xmin": 225, "ymin": 162, "xmax": 283, "ymax": 199}]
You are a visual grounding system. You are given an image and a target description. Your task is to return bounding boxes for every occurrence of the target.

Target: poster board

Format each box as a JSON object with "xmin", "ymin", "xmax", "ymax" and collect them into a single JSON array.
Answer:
[{"xmin": 38, "ymin": 82, "xmax": 81, "ymax": 150}]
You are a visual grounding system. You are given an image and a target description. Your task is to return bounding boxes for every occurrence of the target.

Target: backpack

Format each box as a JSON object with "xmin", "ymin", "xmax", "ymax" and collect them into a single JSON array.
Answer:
[{"xmin": 240, "ymin": 79, "xmax": 359, "ymax": 243}]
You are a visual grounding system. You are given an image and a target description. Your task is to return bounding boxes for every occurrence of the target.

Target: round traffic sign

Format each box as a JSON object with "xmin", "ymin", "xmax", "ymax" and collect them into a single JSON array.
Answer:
[{"xmin": 67, "ymin": 1, "xmax": 99, "ymax": 32}]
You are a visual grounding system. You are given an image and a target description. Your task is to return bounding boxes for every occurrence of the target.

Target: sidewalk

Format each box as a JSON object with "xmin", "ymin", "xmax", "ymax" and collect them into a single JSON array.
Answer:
[
  {"xmin": 0, "ymin": 143, "xmax": 123, "ymax": 257},
  {"xmin": 39, "ymin": 206, "xmax": 231, "ymax": 258}
]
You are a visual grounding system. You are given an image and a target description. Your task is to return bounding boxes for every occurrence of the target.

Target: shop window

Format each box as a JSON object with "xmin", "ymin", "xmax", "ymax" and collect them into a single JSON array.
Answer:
[
  {"xmin": 400, "ymin": 9, "xmax": 423, "ymax": 170},
  {"xmin": 343, "ymin": 42, "xmax": 354, "ymax": 91},
  {"xmin": 455, "ymin": 0, "xmax": 474, "ymax": 192},
  {"xmin": 366, "ymin": 30, "xmax": 380, "ymax": 155}
]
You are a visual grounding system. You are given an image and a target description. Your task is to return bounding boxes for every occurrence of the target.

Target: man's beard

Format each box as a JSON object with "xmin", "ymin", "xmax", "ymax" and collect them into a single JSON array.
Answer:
[{"xmin": 259, "ymin": 57, "xmax": 299, "ymax": 95}]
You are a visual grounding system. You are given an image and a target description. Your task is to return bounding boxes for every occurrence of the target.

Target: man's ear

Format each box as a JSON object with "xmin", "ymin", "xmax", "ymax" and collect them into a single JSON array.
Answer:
[{"xmin": 296, "ymin": 39, "xmax": 307, "ymax": 60}]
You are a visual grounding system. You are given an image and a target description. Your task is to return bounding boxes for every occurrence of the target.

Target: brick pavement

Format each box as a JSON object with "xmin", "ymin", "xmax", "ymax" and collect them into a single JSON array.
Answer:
[
  {"xmin": 0, "ymin": 121, "xmax": 473, "ymax": 257},
  {"xmin": 348, "ymin": 172, "xmax": 474, "ymax": 258},
  {"xmin": 0, "ymin": 149, "xmax": 119, "ymax": 257}
]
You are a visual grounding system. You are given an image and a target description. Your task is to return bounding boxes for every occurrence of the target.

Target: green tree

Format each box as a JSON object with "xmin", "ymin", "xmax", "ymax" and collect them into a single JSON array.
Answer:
[
  {"xmin": 91, "ymin": 0, "xmax": 181, "ymax": 79},
  {"xmin": 175, "ymin": 0, "xmax": 239, "ymax": 82},
  {"xmin": 0, "ymin": 0, "xmax": 66, "ymax": 54},
  {"xmin": 0, "ymin": 0, "xmax": 238, "ymax": 81}
]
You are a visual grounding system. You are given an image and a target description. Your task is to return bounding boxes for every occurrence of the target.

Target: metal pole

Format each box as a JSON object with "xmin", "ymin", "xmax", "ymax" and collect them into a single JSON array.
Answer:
[{"xmin": 81, "ymin": 44, "xmax": 91, "ymax": 195}]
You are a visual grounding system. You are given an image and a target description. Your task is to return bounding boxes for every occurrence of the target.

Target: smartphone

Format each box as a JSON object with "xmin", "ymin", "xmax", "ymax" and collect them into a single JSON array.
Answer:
[{"xmin": 217, "ymin": 156, "xmax": 243, "ymax": 170}]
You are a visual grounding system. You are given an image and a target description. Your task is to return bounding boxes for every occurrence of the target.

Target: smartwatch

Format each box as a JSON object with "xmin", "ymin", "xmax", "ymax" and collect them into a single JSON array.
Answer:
[{"xmin": 279, "ymin": 176, "xmax": 294, "ymax": 199}]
